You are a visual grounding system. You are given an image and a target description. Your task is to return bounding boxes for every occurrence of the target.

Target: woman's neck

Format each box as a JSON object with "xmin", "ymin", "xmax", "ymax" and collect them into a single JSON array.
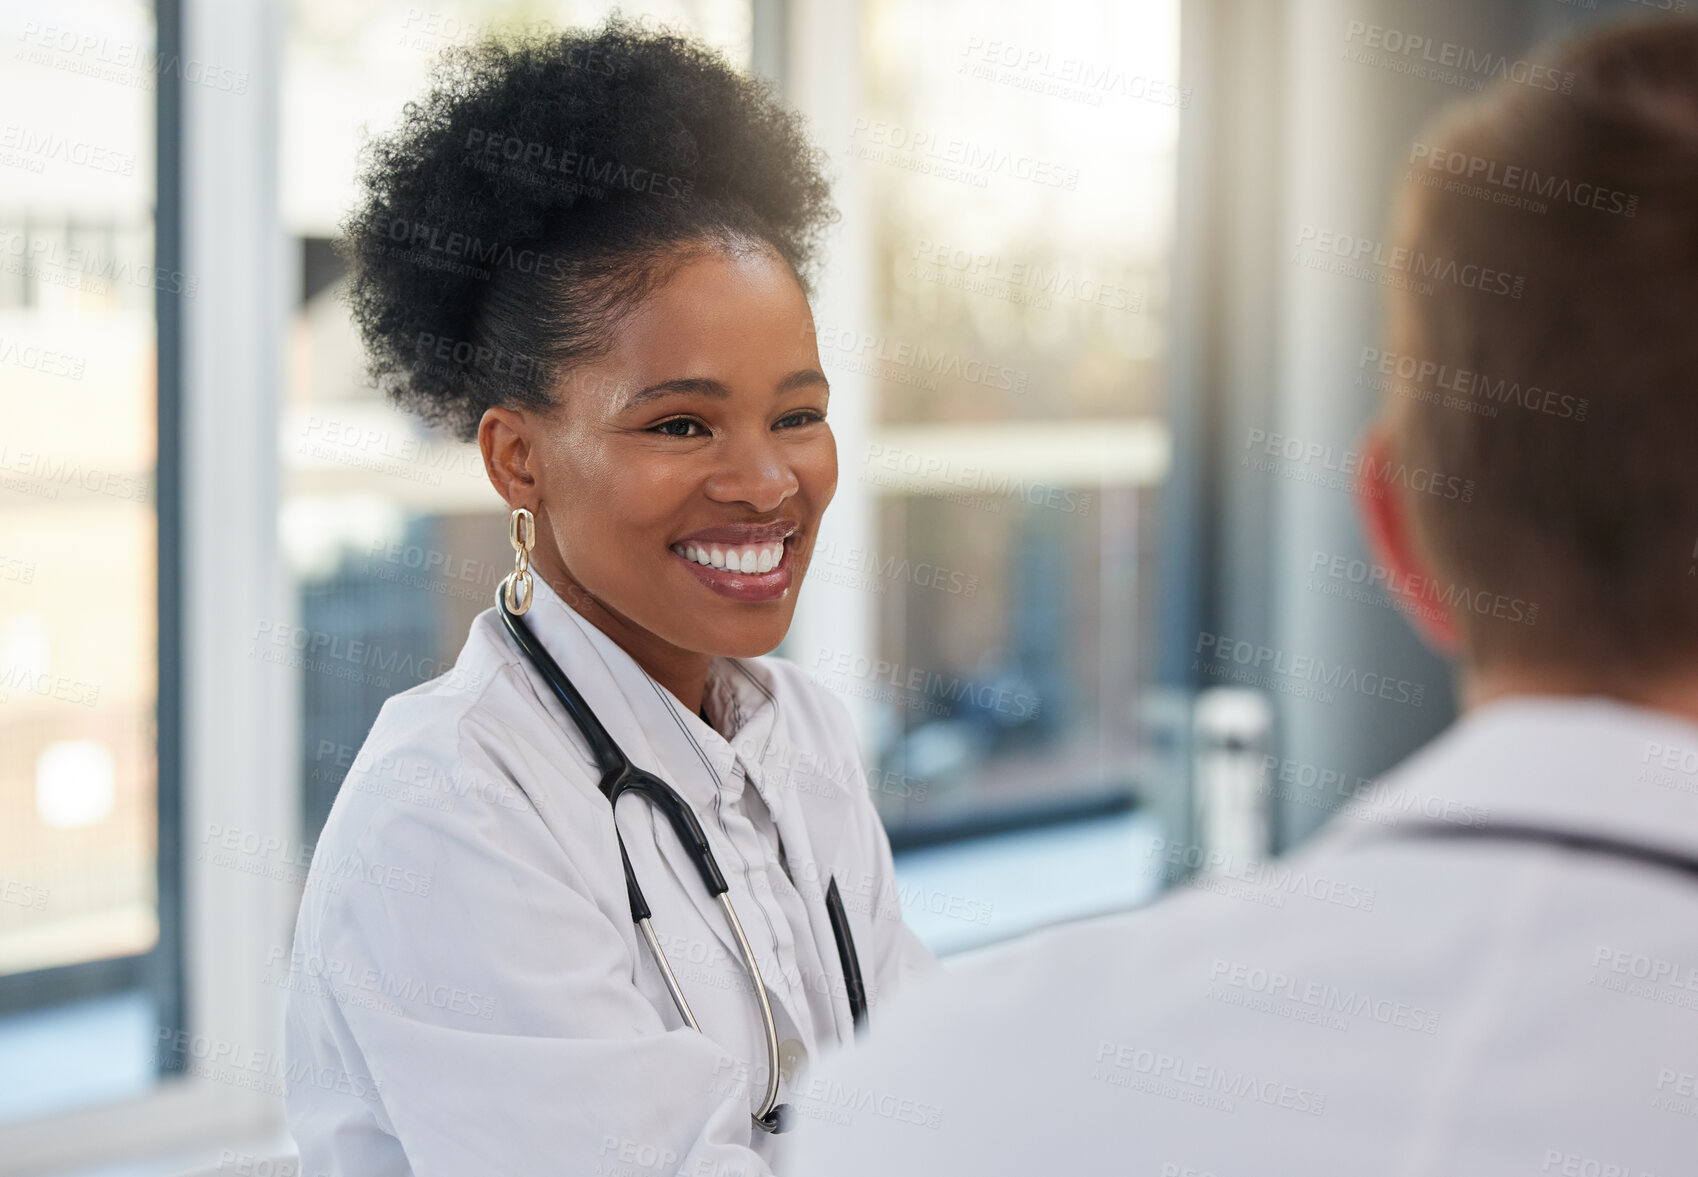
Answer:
[{"xmin": 532, "ymin": 550, "xmax": 712, "ymax": 715}]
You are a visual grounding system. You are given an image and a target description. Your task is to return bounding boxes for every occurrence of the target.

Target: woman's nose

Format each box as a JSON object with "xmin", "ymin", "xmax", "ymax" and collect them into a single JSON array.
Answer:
[{"xmin": 701, "ymin": 429, "xmax": 801, "ymax": 510}]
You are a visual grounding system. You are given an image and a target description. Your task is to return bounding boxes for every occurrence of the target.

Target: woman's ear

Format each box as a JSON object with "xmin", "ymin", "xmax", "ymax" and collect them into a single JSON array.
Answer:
[
  {"xmin": 479, "ymin": 406, "xmax": 537, "ymax": 510},
  {"xmin": 1356, "ymin": 426, "xmax": 1461, "ymax": 655}
]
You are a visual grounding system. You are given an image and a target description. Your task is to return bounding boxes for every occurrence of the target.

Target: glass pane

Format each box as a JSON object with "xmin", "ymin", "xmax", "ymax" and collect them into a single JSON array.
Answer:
[
  {"xmin": 0, "ymin": 0, "xmax": 162, "ymax": 1123},
  {"xmin": 850, "ymin": 0, "xmax": 1179, "ymax": 832},
  {"xmin": 0, "ymin": 0, "xmax": 159, "ymax": 984}
]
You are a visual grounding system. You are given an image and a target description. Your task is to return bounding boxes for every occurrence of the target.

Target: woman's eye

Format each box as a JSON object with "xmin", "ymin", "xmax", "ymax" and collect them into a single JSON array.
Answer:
[
  {"xmin": 777, "ymin": 409, "xmax": 825, "ymax": 429},
  {"xmin": 651, "ymin": 417, "xmax": 705, "ymax": 438}
]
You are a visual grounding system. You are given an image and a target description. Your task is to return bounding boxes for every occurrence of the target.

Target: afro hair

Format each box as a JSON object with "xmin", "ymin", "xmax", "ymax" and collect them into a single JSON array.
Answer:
[{"xmin": 340, "ymin": 15, "xmax": 838, "ymax": 440}]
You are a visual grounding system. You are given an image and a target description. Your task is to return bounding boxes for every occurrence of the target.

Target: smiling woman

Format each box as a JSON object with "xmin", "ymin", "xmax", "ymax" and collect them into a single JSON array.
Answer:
[{"xmin": 282, "ymin": 16, "xmax": 936, "ymax": 1177}]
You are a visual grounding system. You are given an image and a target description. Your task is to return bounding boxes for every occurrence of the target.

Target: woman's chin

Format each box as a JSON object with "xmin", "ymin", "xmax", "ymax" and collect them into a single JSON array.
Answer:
[{"xmin": 689, "ymin": 610, "xmax": 796, "ymax": 660}]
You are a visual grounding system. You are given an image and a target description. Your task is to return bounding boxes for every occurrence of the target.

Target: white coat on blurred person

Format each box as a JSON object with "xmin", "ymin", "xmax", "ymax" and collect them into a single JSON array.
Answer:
[{"xmin": 786, "ymin": 696, "xmax": 1698, "ymax": 1176}]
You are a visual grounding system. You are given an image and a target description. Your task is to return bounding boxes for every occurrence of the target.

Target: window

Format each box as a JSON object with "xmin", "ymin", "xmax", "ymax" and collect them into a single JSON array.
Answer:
[
  {"xmin": 0, "ymin": 0, "xmax": 171, "ymax": 1124},
  {"xmin": 848, "ymin": 0, "xmax": 1179, "ymax": 840}
]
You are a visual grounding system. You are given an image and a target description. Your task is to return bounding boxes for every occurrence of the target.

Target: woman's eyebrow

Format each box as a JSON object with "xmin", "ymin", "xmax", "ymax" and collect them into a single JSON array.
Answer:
[
  {"xmin": 621, "ymin": 377, "xmax": 727, "ymax": 410},
  {"xmin": 777, "ymin": 368, "xmax": 830, "ymax": 398},
  {"xmin": 620, "ymin": 369, "xmax": 829, "ymax": 411}
]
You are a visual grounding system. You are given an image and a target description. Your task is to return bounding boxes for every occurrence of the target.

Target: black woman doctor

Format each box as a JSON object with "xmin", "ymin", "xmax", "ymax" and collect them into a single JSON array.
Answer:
[{"xmin": 282, "ymin": 19, "xmax": 937, "ymax": 1176}]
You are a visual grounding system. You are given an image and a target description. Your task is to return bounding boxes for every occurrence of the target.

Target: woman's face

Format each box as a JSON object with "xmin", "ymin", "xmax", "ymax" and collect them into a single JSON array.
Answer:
[{"xmin": 492, "ymin": 245, "xmax": 837, "ymax": 660}]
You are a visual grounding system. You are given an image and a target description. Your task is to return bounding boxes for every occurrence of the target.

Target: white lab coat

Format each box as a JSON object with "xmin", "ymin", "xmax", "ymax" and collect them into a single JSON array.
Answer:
[
  {"xmin": 788, "ymin": 696, "xmax": 1698, "ymax": 1176},
  {"xmin": 282, "ymin": 574, "xmax": 936, "ymax": 1176}
]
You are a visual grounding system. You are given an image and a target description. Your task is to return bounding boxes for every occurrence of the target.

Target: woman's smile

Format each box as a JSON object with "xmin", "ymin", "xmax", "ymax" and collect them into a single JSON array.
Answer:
[{"xmin": 669, "ymin": 520, "xmax": 799, "ymax": 602}]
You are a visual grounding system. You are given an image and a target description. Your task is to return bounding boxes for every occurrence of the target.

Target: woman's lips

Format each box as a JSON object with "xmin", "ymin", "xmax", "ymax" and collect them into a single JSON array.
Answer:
[{"xmin": 669, "ymin": 535, "xmax": 795, "ymax": 602}]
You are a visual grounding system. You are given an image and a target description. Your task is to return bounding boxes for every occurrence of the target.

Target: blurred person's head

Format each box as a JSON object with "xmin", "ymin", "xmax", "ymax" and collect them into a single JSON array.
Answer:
[
  {"xmin": 1360, "ymin": 17, "xmax": 1698, "ymax": 710},
  {"xmin": 341, "ymin": 18, "xmax": 839, "ymax": 673}
]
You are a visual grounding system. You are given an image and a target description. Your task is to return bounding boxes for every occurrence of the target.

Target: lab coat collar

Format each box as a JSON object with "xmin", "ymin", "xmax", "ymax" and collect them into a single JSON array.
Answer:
[
  {"xmin": 1332, "ymin": 693, "xmax": 1698, "ymax": 864},
  {"xmin": 520, "ymin": 575, "xmax": 779, "ymax": 807}
]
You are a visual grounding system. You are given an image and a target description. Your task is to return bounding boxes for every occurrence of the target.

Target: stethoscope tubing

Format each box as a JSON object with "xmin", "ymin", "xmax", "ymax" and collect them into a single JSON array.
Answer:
[{"xmin": 497, "ymin": 583, "xmax": 787, "ymax": 1131}]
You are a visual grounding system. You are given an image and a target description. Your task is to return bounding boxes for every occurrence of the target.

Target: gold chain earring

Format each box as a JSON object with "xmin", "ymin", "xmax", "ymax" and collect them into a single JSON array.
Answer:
[{"xmin": 503, "ymin": 506, "xmax": 536, "ymax": 615}]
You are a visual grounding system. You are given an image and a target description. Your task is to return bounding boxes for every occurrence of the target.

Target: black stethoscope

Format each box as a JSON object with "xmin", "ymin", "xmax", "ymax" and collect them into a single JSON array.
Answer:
[
  {"xmin": 1388, "ymin": 819, "xmax": 1698, "ymax": 879},
  {"xmin": 494, "ymin": 510, "xmax": 867, "ymax": 1135}
]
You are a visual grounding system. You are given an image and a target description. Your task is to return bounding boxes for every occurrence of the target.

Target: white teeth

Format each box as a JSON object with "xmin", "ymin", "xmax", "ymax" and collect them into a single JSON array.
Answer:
[{"xmin": 673, "ymin": 540, "xmax": 787, "ymax": 574}]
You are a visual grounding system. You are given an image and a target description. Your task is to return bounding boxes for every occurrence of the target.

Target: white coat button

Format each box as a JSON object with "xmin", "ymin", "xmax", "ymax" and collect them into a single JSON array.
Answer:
[{"xmin": 778, "ymin": 1038, "xmax": 808, "ymax": 1084}]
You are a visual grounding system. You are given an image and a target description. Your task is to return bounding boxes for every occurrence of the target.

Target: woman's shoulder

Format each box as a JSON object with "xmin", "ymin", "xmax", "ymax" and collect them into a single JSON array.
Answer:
[
  {"xmin": 312, "ymin": 610, "xmax": 597, "ymax": 862},
  {"xmin": 343, "ymin": 612, "xmax": 531, "ymax": 763},
  {"xmin": 297, "ymin": 654, "xmax": 610, "ymax": 955},
  {"xmin": 361, "ymin": 605, "xmax": 591, "ymax": 757},
  {"xmin": 375, "ymin": 606, "xmax": 521, "ymax": 711}
]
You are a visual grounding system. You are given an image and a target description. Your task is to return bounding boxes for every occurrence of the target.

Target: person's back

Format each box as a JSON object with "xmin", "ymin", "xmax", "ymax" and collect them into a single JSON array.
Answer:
[
  {"xmin": 790, "ymin": 17, "xmax": 1698, "ymax": 1175},
  {"xmin": 791, "ymin": 697, "xmax": 1698, "ymax": 1174}
]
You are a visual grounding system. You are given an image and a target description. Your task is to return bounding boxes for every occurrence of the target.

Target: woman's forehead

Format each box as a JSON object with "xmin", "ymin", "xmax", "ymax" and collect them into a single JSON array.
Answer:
[{"xmin": 584, "ymin": 252, "xmax": 820, "ymax": 396}]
